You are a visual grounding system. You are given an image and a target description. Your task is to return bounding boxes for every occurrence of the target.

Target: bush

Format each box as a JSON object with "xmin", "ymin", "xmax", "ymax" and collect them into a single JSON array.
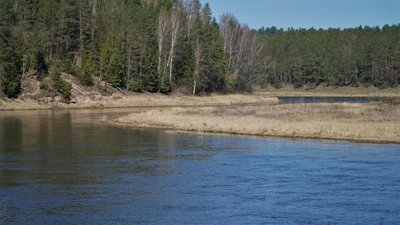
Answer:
[
  {"xmin": 52, "ymin": 58, "xmax": 80, "ymax": 77},
  {"xmin": 0, "ymin": 49, "xmax": 22, "ymax": 98},
  {"xmin": 77, "ymin": 68, "xmax": 93, "ymax": 86},
  {"xmin": 128, "ymin": 80, "xmax": 144, "ymax": 92},
  {"xmin": 225, "ymin": 74, "xmax": 238, "ymax": 93},
  {"xmin": 159, "ymin": 82, "xmax": 171, "ymax": 94},
  {"xmin": 51, "ymin": 69, "xmax": 72, "ymax": 103},
  {"xmin": 39, "ymin": 80, "xmax": 49, "ymax": 90}
]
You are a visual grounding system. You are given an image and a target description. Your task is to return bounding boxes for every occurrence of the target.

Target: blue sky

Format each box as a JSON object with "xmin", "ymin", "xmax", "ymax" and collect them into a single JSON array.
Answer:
[{"xmin": 200, "ymin": 0, "xmax": 400, "ymax": 29}]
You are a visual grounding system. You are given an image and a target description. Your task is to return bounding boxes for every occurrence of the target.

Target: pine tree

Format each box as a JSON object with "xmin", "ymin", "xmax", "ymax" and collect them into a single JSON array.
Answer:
[
  {"xmin": 0, "ymin": 0, "xmax": 22, "ymax": 98},
  {"xmin": 99, "ymin": 36, "xmax": 127, "ymax": 88},
  {"xmin": 143, "ymin": 40, "xmax": 159, "ymax": 92}
]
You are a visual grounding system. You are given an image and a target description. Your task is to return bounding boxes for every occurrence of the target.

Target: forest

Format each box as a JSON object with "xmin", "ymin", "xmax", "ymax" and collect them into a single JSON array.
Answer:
[
  {"xmin": 258, "ymin": 25, "xmax": 400, "ymax": 89},
  {"xmin": 0, "ymin": 0, "xmax": 399, "ymax": 99}
]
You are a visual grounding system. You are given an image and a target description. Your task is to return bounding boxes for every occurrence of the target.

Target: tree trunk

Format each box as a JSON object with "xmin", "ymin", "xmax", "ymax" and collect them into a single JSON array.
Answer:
[
  {"xmin": 193, "ymin": 40, "xmax": 200, "ymax": 95},
  {"xmin": 13, "ymin": 0, "xmax": 19, "ymax": 13},
  {"xmin": 126, "ymin": 39, "xmax": 132, "ymax": 90},
  {"xmin": 78, "ymin": 7, "xmax": 84, "ymax": 67}
]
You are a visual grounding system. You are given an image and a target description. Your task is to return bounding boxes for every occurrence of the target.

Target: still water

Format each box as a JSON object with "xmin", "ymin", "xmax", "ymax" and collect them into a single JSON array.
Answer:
[
  {"xmin": 0, "ymin": 109, "xmax": 399, "ymax": 224},
  {"xmin": 278, "ymin": 96, "xmax": 370, "ymax": 104}
]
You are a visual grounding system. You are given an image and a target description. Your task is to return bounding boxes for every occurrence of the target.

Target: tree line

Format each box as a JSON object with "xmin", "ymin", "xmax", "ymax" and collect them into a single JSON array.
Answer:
[
  {"xmin": 258, "ymin": 25, "xmax": 400, "ymax": 88},
  {"xmin": 1, "ymin": 0, "xmax": 399, "ymax": 100},
  {"xmin": 0, "ymin": 0, "xmax": 263, "ymax": 99}
]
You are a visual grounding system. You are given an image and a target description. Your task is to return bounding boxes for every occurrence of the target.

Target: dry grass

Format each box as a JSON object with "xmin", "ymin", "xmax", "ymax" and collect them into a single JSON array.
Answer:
[
  {"xmin": 111, "ymin": 102, "xmax": 400, "ymax": 144},
  {"xmin": 256, "ymin": 85, "xmax": 400, "ymax": 97},
  {"xmin": 1, "ymin": 93, "xmax": 277, "ymax": 111}
]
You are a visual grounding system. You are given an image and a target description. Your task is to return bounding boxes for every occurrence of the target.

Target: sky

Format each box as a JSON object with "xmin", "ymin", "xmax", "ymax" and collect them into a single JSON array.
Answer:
[{"xmin": 200, "ymin": 0, "xmax": 400, "ymax": 29}]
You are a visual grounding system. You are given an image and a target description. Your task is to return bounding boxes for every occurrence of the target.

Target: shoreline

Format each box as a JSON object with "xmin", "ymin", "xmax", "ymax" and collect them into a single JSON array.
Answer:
[
  {"xmin": 107, "ymin": 120, "xmax": 400, "ymax": 145},
  {"xmin": 1, "ymin": 86, "xmax": 399, "ymax": 111},
  {"xmin": 0, "ymin": 93, "xmax": 278, "ymax": 111}
]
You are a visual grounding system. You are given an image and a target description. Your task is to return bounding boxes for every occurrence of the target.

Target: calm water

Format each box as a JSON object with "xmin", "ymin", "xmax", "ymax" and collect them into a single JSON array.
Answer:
[
  {"xmin": 0, "ymin": 110, "xmax": 400, "ymax": 224},
  {"xmin": 278, "ymin": 96, "xmax": 370, "ymax": 104}
]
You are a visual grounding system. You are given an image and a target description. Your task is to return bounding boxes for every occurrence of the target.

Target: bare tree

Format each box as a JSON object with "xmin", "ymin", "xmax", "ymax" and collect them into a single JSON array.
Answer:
[
  {"xmin": 167, "ymin": 0, "xmax": 182, "ymax": 83},
  {"xmin": 13, "ymin": 0, "xmax": 19, "ymax": 13},
  {"xmin": 193, "ymin": 38, "xmax": 200, "ymax": 95},
  {"xmin": 185, "ymin": 0, "xmax": 200, "ymax": 39},
  {"xmin": 220, "ymin": 14, "xmax": 240, "ymax": 72},
  {"xmin": 234, "ymin": 25, "xmax": 250, "ymax": 76},
  {"xmin": 246, "ymin": 31, "xmax": 264, "ymax": 81},
  {"xmin": 157, "ymin": 8, "xmax": 169, "ymax": 77},
  {"xmin": 230, "ymin": 24, "xmax": 264, "ymax": 89}
]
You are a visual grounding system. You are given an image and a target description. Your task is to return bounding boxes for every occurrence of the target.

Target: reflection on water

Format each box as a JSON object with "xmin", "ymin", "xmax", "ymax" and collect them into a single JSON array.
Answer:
[{"xmin": 0, "ymin": 109, "xmax": 400, "ymax": 224}]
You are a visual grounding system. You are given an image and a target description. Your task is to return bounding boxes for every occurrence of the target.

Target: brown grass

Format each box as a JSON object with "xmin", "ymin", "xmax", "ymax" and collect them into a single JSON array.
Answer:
[
  {"xmin": 0, "ymin": 93, "xmax": 277, "ymax": 111},
  {"xmin": 111, "ymin": 102, "xmax": 400, "ymax": 144},
  {"xmin": 256, "ymin": 85, "xmax": 400, "ymax": 97}
]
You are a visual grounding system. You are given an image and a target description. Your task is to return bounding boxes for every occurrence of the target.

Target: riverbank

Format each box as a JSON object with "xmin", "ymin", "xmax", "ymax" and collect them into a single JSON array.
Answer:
[
  {"xmin": 1, "ymin": 85, "xmax": 399, "ymax": 111},
  {"xmin": 0, "ymin": 93, "xmax": 278, "ymax": 111},
  {"xmin": 110, "ymin": 101, "xmax": 400, "ymax": 144}
]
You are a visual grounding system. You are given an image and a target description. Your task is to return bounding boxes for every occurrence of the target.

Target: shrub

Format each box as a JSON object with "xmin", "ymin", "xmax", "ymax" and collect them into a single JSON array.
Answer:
[
  {"xmin": 39, "ymin": 80, "xmax": 49, "ymax": 90},
  {"xmin": 50, "ymin": 69, "xmax": 72, "ymax": 103}
]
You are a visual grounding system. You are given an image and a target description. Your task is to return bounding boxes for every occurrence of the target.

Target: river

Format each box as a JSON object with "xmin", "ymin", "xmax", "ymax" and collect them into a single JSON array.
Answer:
[
  {"xmin": 0, "ymin": 109, "xmax": 399, "ymax": 224},
  {"xmin": 277, "ymin": 96, "xmax": 370, "ymax": 104}
]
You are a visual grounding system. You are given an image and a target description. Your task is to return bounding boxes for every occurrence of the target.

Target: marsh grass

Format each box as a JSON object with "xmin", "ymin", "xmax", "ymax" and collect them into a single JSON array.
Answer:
[{"xmin": 113, "ymin": 102, "xmax": 400, "ymax": 143}]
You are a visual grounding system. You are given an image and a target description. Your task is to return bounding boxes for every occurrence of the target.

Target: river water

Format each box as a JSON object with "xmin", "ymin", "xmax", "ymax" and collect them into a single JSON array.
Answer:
[
  {"xmin": 0, "ymin": 109, "xmax": 399, "ymax": 224},
  {"xmin": 277, "ymin": 96, "xmax": 370, "ymax": 104}
]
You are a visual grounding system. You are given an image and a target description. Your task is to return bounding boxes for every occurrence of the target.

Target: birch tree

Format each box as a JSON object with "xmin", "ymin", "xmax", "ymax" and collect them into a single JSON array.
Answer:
[
  {"xmin": 167, "ymin": 0, "xmax": 182, "ymax": 83},
  {"xmin": 157, "ymin": 8, "xmax": 169, "ymax": 90}
]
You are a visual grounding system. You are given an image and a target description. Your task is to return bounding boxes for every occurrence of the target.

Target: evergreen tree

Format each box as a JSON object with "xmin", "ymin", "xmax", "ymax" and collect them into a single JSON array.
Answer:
[
  {"xmin": 0, "ymin": 0, "xmax": 22, "ymax": 98},
  {"xmin": 99, "ymin": 36, "xmax": 127, "ymax": 88}
]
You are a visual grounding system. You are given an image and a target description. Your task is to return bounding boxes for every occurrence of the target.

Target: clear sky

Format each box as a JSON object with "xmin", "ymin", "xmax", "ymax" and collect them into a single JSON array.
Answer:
[{"xmin": 200, "ymin": 0, "xmax": 400, "ymax": 29}]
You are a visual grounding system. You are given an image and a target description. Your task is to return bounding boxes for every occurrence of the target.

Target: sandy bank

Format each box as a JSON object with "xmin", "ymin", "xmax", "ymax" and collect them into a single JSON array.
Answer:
[{"xmin": 110, "ymin": 102, "xmax": 400, "ymax": 144}]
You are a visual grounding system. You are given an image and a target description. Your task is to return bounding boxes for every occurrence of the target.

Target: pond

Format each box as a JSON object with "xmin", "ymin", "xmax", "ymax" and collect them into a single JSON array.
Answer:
[{"xmin": 0, "ymin": 109, "xmax": 399, "ymax": 224}]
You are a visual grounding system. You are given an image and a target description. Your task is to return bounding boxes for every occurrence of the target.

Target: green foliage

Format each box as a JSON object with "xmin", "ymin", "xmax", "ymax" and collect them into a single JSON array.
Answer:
[
  {"xmin": 50, "ymin": 69, "xmax": 72, "ymax": 103},
  {"xmin": 0, "ymin": 46, "xmax": 22, "ymax": 98},
  {"xmin": 39, "ymin": 80, "xmax": 49, "ymax": 90},
  {"xmin": 159, "ymin": 81, "xmax": 172, "ymax": 94},
  {"xmin": 259, "ymin": 26, "xmax": 400, "ymax": 88},
  {"xmin": 100, "ymin": 36, "xmax": 127, "ymax": 88},
  {"xmin": 5, "ymin": 0, "xmax": 399, "ymax": 99},
  {"xmin": 128, "ymin": 80, "xmax": 144, "ymax": 93},
  {"xmin": 142, "ymin": 43, "xmax": 159, "ymax": 92},
  {"xmin": 176, "ymin": 39, "xmax": 196, "ymax": 88},
  {"xmin": 200, "ymin": 22, "xmax": 229, "ymax": 93},
  {"xmin": 77, "ymin": 68, "xmax": 93, "ymax": 86},
  {"xmin": 225, "ymin": 73, "xmax": 238, "ymax": 92},
  {"xmin": 35, "ymin": 50, "xmax": 48, "ymax": 79},
  {"xmin": 0, "ymin": 1, "xmax": 22, "ymax": 98},
  {"xmin": 77, "ymin": 44, "xmax": 98, "ymax": 86},
  {"xmin": 52, "ymin": 58, "xmax": 78, "ymax": 76}
]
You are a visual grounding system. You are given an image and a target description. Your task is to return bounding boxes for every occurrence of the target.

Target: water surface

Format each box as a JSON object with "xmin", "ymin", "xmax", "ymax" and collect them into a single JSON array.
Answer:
[
  {"xmin": 0, "ymin": 109, "xmax": 399, "ymax": 224},
  {"xmin": 278, "ymin": 96, "xmax": 370, "ymax": 104}
]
